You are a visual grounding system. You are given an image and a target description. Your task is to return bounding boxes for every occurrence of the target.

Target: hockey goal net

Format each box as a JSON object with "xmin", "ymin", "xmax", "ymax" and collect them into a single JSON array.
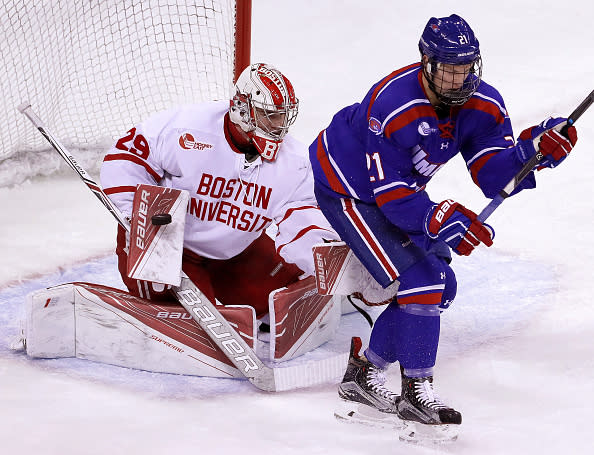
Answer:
[{"xmin": 0, "ymin": 0, "xmax": 251, "ymax": 187}]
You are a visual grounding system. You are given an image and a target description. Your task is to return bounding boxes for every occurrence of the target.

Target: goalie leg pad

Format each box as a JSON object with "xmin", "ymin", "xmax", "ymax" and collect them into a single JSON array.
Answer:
[
  {"xmin": 25, "ymin": 285, "xmax": 76, "ymax": 358},
  {"xmin": 24, "ymin": 282, "xmax": 257, "ymax": 378},
  {"xmin": 313, "ymin": 242, "xmax": 399, "ymax": 307},
  {"xmin": 269, "ymin": 276, "xmax": 340, "ymax": 362}
]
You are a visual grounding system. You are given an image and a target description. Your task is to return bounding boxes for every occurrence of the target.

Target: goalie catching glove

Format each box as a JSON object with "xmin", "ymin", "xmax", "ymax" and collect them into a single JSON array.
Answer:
[
  {"xmin": 423, "ymin": 199, "xmax": 494, "ymax": 256},
  {"xmin": 516, "ymin": 117, "xmax": 578, "ymax": 169}
]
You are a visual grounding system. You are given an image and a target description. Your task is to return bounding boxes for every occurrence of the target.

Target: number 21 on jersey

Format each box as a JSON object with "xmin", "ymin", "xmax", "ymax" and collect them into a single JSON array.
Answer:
[{"xmin": 366, "ymin": 152, "xmax": 385, "ymax": 182}]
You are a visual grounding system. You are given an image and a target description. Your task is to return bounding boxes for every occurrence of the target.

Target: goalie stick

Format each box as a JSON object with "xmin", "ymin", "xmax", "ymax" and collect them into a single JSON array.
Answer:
[
  {"xmin": 18, "ymin": 102, "xmax": 348, "ymax": 392},
  {"xmin": 477, "ymin": 89, "xmax": 594, "ymax": 222}
]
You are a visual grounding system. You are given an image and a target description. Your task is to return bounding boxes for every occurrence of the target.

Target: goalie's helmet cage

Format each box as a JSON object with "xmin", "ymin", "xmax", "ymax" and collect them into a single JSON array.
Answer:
[
  {"xmin": 229, "ymin": 63, "xmax": 299, "ymax": 161},
  {"xmin": 419, "ymin": 14, "xmax": 482, "ymax": 106}
]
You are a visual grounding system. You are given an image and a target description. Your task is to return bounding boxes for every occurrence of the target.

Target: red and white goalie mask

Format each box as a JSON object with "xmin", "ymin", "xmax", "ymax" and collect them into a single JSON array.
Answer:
[{"xmin": 229, "ymin": 63, "xmax": 299, "ymax": 161}]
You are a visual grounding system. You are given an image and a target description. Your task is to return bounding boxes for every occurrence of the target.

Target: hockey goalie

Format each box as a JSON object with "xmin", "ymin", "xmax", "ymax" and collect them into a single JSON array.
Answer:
[{"xmin": 22, "ymin": 64, "xmax": 397, "ymax": 379}]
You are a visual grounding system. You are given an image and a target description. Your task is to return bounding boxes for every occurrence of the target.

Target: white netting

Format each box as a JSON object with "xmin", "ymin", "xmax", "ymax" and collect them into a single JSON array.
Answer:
[{"xmin": 0, "ymin": 0, "xmax": 238, "ymax": 186}]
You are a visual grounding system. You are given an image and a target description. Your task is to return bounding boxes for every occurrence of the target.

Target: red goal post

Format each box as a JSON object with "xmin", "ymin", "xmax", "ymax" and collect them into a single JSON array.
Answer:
[{"xmin": 0, "ymin": 0, "xmax": 252, "ymax": 186}]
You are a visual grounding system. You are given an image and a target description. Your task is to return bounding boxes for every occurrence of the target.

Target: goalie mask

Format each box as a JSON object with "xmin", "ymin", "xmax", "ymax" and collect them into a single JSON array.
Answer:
[
  {"xmin": 419, "ymin": 14, "xmax": 482, "ymax": 106},
  {"xmin": 229, "ymin": 63, "xmax": 299, "ymax": 161}
]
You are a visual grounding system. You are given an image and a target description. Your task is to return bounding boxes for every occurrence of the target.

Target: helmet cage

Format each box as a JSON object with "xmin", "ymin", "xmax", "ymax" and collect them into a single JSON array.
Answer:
[
  {"xmin": 422, "ymin": 55, "xmax": 482, "ymax": 106},
  {"xmin": 230, "ymin": 63, "xmax": 299, "ymax": 160},
  {"xmin": 250, "ymin": 97, "xmax": 299, "ymax": 142}
]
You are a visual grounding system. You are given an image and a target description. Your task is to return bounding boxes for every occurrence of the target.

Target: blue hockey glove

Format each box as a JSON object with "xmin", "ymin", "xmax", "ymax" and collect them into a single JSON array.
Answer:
[
  {"xmin": 423, "ymin": 199, "xmax": 494, "ymax": 256},
  {"xmin": 516, "ymin": 117, "xmax": 578, "ymax": 169}
]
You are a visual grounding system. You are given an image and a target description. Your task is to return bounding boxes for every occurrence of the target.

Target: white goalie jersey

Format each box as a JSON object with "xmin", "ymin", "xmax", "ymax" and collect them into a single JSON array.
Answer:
[{"xmin": 100, "ymin": 100, "xmax": 339, "ymax": 276}]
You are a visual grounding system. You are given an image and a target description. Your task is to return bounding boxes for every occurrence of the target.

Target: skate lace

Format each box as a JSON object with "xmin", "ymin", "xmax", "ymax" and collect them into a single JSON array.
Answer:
[
  {"xmin": 366, "ymin": 367, "xmax": 397, "ymax": 401},
  {"xmin": 414, "ymin": 379, "xmax": 448, "ymax": 410}
]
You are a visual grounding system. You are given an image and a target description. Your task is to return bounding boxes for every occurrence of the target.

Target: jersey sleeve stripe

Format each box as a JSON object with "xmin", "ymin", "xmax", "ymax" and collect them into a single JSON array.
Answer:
[
  {"xmin": 382, "ymin": 99, "xmax": 432, "ymax": 129},
  {"xmin": 375, "ymin": 186, "xmax": 417, "ymax": 207},
  {"xmin": 461, "ymin": 98, "xmax": 505, "ymax": 124},
  {"xmin": 276, "ymin": 225, "xmax": 334, "ymax": 255},
  {"xmin": 316, "ymin": 130, "xmax": 360, "ymax": 198},
  {"xmin": 366, "ymin": 63, "xmax": 421, "ymax": 120},
  {"xmin": 373, "ymin": 180, "xmax": 419, "ymax": 194},
  {"xmin": 469, "ymin": 151, "xmax": 498, "ymax": 185},
  {"xmin": 103, "ymin": 153, "xmax": 161, "ymax": 182},
  {"xmin": 276, "ymin": 205, "xmax": 319, "ymax": 227},
  {"xmin": 474, "ymin": 92, "xmax": 507, "ymax": 116},
  {"xmin": 465, "ymin": 146, "xmax": 504, "ymax": 167},
  {"xmin": 384, "ymin": 104, "xmax": 436, "ymax": 138},
  {"xmin": 104, "ymin": 185, "xmax": 137, "ymax": 195},
  {"xmin": 315, "ymin": 130, "xmax": 347, "ymax": 195}
]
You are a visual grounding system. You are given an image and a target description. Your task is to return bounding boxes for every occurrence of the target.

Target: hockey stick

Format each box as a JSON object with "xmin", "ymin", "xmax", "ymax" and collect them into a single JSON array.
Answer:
[
  {"xmin": 18, "ymin": 102, "xmax": 348, "ymax": 392},
  {"xmin": 477, "ymin": 89, "xmax": 594, "ymax": 222}
]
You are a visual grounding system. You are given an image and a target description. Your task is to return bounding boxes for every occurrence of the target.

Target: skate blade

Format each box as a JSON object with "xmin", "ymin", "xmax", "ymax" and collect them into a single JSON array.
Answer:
[
  {"xmin": 398, "ymin": 420, "xmax": 460, "ymax": 444},
  {"xmin": 334, "ymin": 399, "xmax": 405, "ymax": 430}
]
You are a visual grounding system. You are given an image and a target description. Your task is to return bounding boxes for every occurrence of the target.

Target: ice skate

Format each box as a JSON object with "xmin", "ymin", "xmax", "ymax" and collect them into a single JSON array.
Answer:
[
  {"xmin": 334, "ymin": 337, "xmax": 403, "ymax": 429},
  {"xmin": 396, "ymin": 372, "xmax": 461, "ymax": 443}
]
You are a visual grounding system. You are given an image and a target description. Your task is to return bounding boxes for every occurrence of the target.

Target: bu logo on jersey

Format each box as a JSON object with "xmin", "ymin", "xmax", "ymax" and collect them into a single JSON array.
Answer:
[
  {"xmin": 179, "ymin": 133, "xmax": 213, "ymax": 150},
  {"xmin": 411, "ymin": 146, "xmax": 445, "ymax": 177}
]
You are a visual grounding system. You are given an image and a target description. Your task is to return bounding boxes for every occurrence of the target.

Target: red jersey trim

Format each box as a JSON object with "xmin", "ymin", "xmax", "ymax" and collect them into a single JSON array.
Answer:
[
  {"xmin": 103, "ymin": 153, "xmax": 161, "ymax": 182},
  {"xmin": 397, "ymin": 292, "xmax": 443, "ymax": 305},
  {"xmin": 104, "ymin": 185, "xmax": 137, "ymax": 195},
  {"xmin": 384, "ymin": 105, "xmax": 437, "ymax": 139},
  {"xmin": 469, "ymin": 152, "xmax": 497, "ymax": 185},
  {"xmin": 277, "ymin": 205, "xmax": 319, "ymax": 228},
  {"xmin": 461, "ymin": 98, "xmax": 505, "ymax": 124},
  {"xmin": 366, "ymin": 63, "xmax": 421, "ymax": 121},
  {"xmin": 375, "ymin": 187, "xmax": 416, "ymax": 207},
  {"xmin": 276, "ymin": 225, "xmax": 333, "ymax": 255},
  {"xmin": 315, "ymin": 130, "xmax": 347, "ymax": 195}
]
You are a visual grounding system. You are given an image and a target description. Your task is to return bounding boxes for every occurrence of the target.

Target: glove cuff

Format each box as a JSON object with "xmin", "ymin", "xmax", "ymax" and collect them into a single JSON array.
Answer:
[
  {"xmin": 422, "ymin": 203, "xmax": 440, "ymax": 239},
  {"xmin": 514, "ymin": 138, "xmax": 535, "ymax": 164}
]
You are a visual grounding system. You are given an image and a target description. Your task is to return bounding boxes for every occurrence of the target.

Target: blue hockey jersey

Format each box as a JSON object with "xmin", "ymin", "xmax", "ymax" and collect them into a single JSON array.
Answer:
[{"xmin": 309, "ymin": 63, "xmax": 535, "ymax": 238}]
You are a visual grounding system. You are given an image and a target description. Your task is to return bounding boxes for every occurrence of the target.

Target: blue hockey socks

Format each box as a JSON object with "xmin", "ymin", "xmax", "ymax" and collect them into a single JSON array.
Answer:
[{"xmin": 366, "ymin": 302, "xmax": 440, "ymax": 373}]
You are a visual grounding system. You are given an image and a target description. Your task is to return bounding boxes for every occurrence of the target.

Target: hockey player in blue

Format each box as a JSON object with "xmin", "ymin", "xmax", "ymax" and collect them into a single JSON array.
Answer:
[{"xmin": 309, "ymin": 14, "xmax": 578, "ymax": 441}]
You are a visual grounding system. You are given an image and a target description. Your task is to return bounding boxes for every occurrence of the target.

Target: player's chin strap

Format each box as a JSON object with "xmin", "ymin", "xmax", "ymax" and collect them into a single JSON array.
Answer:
[
  {"xmin": 18, "ymin": 102, "xmax": 349, "ymax": 392},
  {"xmin": 477, "ymin": 89, "xmax": 593, "ymax": 223}
]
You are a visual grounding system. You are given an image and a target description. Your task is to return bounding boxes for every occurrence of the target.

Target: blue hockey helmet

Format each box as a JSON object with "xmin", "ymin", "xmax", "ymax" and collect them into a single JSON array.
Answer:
[{"xmin": 419, "ymin": 14, "xmax": 482, "ymax": 105}]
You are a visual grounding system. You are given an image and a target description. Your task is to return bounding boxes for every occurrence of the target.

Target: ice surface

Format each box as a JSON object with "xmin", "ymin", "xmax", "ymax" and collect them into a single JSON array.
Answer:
[{"xmin": 1, "ymin": 1, "xmax": 593, "ymax": 454}]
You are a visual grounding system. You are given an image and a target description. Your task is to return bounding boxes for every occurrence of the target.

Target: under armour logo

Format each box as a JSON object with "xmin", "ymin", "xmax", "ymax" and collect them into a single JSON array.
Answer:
[
  {"xmin": 440, "ymin": 272, "xmax": 446, "ymax": 279},
  {"xmin": 440, "ymin": 142, "xmax": 449, "ymax": 150}
]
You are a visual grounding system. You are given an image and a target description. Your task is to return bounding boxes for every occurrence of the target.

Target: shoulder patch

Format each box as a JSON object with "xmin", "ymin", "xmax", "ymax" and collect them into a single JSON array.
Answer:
[
  {"xmin": 368, "ymin": 117, "xmax": 382, "ymax": 135},
  {"xmin": 178, "ymin": 133, "xmax": 213, "ymax": 150}
]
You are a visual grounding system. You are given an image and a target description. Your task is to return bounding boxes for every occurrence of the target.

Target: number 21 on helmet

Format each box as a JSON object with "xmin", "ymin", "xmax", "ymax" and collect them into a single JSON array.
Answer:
[{"xmin": 419, "ymin": 14, "xmax": 483, "ymax": 106}]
